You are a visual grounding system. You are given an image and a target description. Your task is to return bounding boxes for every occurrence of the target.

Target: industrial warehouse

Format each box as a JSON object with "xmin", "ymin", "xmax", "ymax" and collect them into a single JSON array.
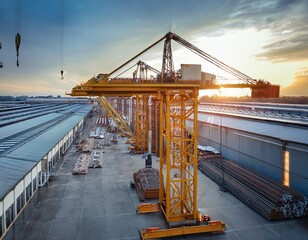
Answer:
[
  {"xmin": 0, "ymin": 100, "xmax": 92, "ymax": 239},
  {"xmin": 1, "ymin": 98, "xmax": 308, "ymax": 240},
  {"xmin": 1, "ymin": 31, "xmax": 308, "ymax": 240}
]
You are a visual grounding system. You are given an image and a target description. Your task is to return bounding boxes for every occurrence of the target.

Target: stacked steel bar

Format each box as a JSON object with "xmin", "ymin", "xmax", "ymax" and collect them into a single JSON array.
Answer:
[
  {"xmin": 89, "ymin": 151, "xmax": 102, "ymax": 168},
  {"xmin": 82, "ymin": 138, "xmax": 94, "ymax": 153},
  {"xmin": 73, "ymin": 154, "xmax": 89, "ymax": 175},
  {"xmin": 198, "ymin": 152, "xmax": 308, "ymax": 220},
  {"xmin": 133, "ymin": 168, "xmax": 159, "ymax": 201}
]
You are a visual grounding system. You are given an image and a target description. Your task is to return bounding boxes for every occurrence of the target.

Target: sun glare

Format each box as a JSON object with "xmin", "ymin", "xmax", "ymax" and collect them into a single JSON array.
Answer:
[{"xmin": 199, "ymin": 88, "xmax": 251, "ymax": 97}]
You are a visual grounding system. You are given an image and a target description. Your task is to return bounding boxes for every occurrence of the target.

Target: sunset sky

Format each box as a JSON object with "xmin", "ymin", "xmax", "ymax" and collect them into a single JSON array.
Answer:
[{"xmin": 1, "ymin": 0, "xmax": 308, "ymax": 96}]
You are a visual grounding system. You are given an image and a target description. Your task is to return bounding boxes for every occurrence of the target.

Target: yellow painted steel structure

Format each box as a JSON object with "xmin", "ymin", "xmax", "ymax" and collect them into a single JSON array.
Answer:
[
  {"xmin": 159, "ymin": 90, "xmax": 198, "ymax": 223},
  {"xmin": 68, "ymin": 32, "xmax": 226, "ymax": 238},
  {"xmin": 99, "ymin": 96, "xmax": 133, "ymax": 137},
  {"xmin": 136, "ymin": 203, "xmax": 161, "ymax": 214},
  {"xmin": 151, "ymin": 97, "xmax": 159, "ymax": 154},
  {"xmin": 140, "ymin": 221, "xmax": 225, "ymax": 240},
  {"xmin": 68, "ymin": 80, "xmax": 225, "ymax": 238},
  {"xmin": 134, "ymin": 95, "xmax": 149, "ymax": 153}
]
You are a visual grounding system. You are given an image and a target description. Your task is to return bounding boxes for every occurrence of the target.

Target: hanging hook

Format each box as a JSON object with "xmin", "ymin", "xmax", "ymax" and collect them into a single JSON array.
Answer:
[
  {"xmin": 0, "ymin": 42, "xmax": 2, "ymax": 68},
  {"xmin": 60, "ymin": 0, "xmax": 64, "ymax": 80},
  {"xmin": 15, "ymin": 33, "xmax": 21, "ymax": 67}
]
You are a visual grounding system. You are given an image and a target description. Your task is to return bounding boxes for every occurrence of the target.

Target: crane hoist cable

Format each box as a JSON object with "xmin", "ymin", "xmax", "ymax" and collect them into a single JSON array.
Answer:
[
  {"xmin": 15, "ymin": 0, "xmax": 21, "ymax": 67},
  {"xmin": 111, "ymin": 62, "xmax": 138, "ymax": 79},
  {"xmin": 60, "ymin": 0, "xmax": 64, "ymax": 79},
  {"xmin": 0, "ymin": 42, "xmax": 2, "ymax": 68},
  {"xmin": 106, "ymin": 32, "xmax": 257, "ymax": 85},
  {"xmin": 171, "ymin": 33, "xmax": 256, "ymax": 84},
  {"xmin": 108, "ymin": 34, "xmax": 166, "ymax": 77},
  {"xmin": 15, "ymin": 33, "xmax": 21, "ymax": 67}
]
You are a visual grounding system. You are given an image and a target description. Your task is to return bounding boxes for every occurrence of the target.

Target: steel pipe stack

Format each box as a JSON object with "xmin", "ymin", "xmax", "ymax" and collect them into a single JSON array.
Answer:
[{"xmin": 198, "ymin": 152, "xmax": 308, "ymax": 220}]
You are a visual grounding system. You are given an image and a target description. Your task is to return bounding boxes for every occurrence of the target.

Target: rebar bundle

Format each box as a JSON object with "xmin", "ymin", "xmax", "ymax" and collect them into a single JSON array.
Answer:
[
  {"xmin": 133, "ymin": 168, "xmax": 159, "ymax": 201},
  {"xmin": 198, "ymin": 154, "xmax": 308, "ymax": 220}
]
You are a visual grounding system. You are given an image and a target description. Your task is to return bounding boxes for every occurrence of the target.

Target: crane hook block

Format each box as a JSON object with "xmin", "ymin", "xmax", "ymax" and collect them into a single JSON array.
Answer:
[
  {"xmin": 15, "ymin": 33, "xmax": 21, "ymax": 67},
  {"xmin": 61, "ymin": 70, "xmax": 64, "ymax": 79}
]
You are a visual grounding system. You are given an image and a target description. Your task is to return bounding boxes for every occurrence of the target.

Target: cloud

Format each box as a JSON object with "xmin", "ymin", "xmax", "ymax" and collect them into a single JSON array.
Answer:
[
  {"xmin": 193, "ymin": 0, "xmax": 308, "ymax": 63},
  {"xmin": 1, "ymin": 0, "xmax": 308, "ymax": 96},
  {"xmin": 255, "ymin": 34, "xmax": 308, "ymax": 62},
  {"xmin": 281, "ymin": 68, "xmax": 308, "ymax": 96},
  {"xmin": 252, "ymin": 1, "xmax": 308, "ymax": 62}
]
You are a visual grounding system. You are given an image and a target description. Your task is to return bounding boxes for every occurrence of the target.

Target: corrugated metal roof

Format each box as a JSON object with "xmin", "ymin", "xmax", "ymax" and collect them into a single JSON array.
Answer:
[
  {"xmin": 0, "ymin": 104, "xmax": 92, "ymax": 201},
  {"xmin": 6, "ymin": 114, "xmax": 85, "ymax": 161},
  {"xmin": 0, "ymin": 113, "xmax": 62, "ymax": 139},
  {"xmin": 0, "ymin": 157, "xmax": 37, "ymax": 200},
  {"xmin": 0, "ymin": 103, "xmax": 88, "ymax": 127},
  {"xmin": 197, "ymin": 113, "xmax": 308, "ymax": 145}
]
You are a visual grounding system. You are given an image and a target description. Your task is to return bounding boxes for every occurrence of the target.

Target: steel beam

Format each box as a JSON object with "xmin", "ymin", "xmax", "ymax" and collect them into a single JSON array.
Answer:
[
  {"xmin": 134, "ymin": 95, "xmax": 149, "ymax": 153},
  {"xmin": 160, "ymin": 89, "xmax": 199, "ymax": 222},
  {"xmin": 140, "ymin": 221, "xmax": 225, "ymax": 240},
  {"xmin": 136, "ymin": 203, "xmax": 161, "ymax": 214},
  {"xmin": 99, "ymin": 96, "xmax": 133, "ymax": 137}
]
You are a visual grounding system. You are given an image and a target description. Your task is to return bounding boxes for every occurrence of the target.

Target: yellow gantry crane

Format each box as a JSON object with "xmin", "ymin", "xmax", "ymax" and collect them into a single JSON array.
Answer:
[{"xmin": 68, "ymin": 32, "xmax": 232, "ymax": 238}]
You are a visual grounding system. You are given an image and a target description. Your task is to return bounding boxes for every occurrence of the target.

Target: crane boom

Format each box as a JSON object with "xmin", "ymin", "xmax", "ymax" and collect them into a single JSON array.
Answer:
[
  {"xmin": 108, "ymin": 35, "xmax": 166, "ymax": 77},
  {"xmin": 137, "ymin": 60, "xmax": 160, "ymax": 75},
  {"xmin": 104, "ymin": 32, "xmax": 261, "ymax": 86},
  {"xmin": 169, "ymin": 32, "xmax": 256, "ymax": 84}
]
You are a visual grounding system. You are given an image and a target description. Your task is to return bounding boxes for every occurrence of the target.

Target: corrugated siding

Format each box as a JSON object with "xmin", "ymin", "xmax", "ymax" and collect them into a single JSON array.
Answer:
[
  {"xmin": 196, "ymin": 112, "xmax": 308, "ymax": 196},
  {"xmin": 197, "ymin": 113, "xmax": 308, "ymax": 145}
]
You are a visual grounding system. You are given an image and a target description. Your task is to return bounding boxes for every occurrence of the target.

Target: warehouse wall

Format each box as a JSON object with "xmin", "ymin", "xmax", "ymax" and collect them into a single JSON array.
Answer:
[
  {"xmin": 0, "ymin": 116, "xmax": 87, "ymax": 239},
  {"xmin": 198, "ymin": 122, "xmax": 308, "ymax": 196},
  {"xmin": 288, "ymin": 142, "xmax": 308, "ymax": 195},
  {"xmin": 0, "ymin": 163, "xmax": 40, "ymax": 239}
]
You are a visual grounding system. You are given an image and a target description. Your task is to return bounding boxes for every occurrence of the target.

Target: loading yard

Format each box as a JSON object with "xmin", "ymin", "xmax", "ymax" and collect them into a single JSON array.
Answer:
[
  {"xmin": 1, "ymin": 31, "xmax": 308, "ymax": 239},
  {"xmin": 3, "ymin": 114, "xmax": 308, "ymax": 240}
]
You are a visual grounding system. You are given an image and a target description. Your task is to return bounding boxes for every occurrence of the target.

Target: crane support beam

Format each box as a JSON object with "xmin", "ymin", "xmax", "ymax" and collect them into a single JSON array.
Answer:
[
  {"xmin": 99, "ymin": 96, "xmax": 134, "ymax": 137},
  {"xmin": 160, "ymin": 89, "xmax": 199, "ymax": 223},
  {"xmin": 137, "ymin": 60, "xmax": 161, "ymax": 77},
  {"xmin": 134, "ymin": 95, "xmax": 149, "ymax": 153},
  {"xmin": 140, "ymin": 221, "xmax": 225, "ymax": 240},
  {"xmin": 136, "ymin": 203, "xmax": 161, "ymax": 214},
  {"xmin": 68, "ymin": 82, "xmax": 203, "ymax": 96}
]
